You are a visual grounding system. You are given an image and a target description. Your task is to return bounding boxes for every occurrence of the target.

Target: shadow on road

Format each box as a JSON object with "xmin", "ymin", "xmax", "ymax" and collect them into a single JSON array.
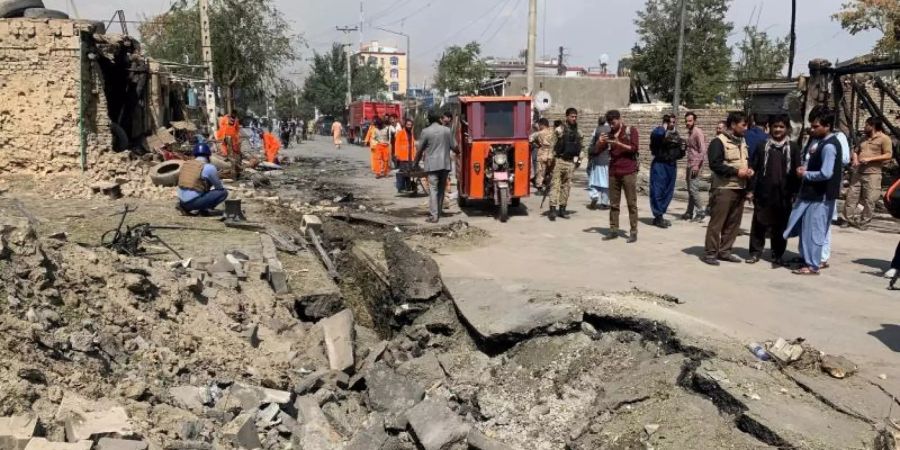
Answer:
[
  {"xmin": 869, "ymin": 324, "xmax": 900, "ymax": 352},
  {"xmin": 853, "ymin": 258, "xmax": 890, "ymax": 271}
]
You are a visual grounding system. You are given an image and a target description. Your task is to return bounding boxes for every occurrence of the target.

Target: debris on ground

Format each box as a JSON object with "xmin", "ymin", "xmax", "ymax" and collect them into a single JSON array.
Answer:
[{"xmin": 820, "ymin": 354, "xmax": 858, "ymax": 379}]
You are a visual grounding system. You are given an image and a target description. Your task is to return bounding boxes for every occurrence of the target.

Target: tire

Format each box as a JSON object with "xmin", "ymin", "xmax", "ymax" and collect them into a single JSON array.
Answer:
[
  {"xmin": 457, "ymin": 195, "xmax": 468, "ymax": 208},
  {"xmin": 23, "ymin": 7, "xmax": 68, "ymax": 19},
  {"xmin": 149, "ymin": 160, "xmax": 183, "ymax": 187},
  {"xmin": 498, "ymin": 187, "xmax": 510, "ymax": 223},
  {"xmin": 0, "ymin": 0, "xmax": 43, "ymax": 18}
]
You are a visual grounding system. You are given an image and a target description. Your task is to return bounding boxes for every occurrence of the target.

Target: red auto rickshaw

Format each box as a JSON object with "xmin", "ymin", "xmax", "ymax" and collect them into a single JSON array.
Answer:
[{"xmin": 454, "ymin": 96, "xmax": 532, "ymax": 222}]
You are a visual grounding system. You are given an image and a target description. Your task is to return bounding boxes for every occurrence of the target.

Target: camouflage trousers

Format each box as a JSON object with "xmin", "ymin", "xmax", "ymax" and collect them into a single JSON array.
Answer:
[{"xmin": 550, "ymin": 158, "xmax": 575, "ymax": 208}]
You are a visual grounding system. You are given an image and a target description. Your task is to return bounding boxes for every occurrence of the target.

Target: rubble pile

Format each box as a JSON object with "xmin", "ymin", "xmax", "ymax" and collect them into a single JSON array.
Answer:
[{"xmin": 45, "ymin": 151, "xmax": 172, "ymax": 200}]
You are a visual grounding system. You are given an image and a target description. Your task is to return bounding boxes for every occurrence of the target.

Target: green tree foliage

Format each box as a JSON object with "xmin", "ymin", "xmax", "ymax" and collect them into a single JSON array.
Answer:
[
  {"xmin": 273, "ymin": 80, "xmax": 304, "ymax": 119},
  {"xmin": 139, "ymin": 0, "xmax": 298, "ymax": 112},
  {"xmin": 833, "ymin": 0, "xmax": 900, "ymax": 57},
  {"xmin": 631, "ymin": 0, "xmax": 733, "ymax": 106},
  {"xmin": 434, "ymin": 42, "xmax": 489, "ymax": 95},
  {"xmin": 300, "ymin": 44, "xmax": 388, "ymax": 117},
  {"xmin": 734, "ymin": 26, "xmax": 790, "ymax": 82}
]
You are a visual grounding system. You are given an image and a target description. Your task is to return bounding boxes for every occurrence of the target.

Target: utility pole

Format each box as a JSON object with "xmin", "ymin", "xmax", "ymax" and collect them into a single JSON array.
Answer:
[
  {"xmin": 337, "ymin": 26, "xmax": 359, "ymax": 107},
  {"xmin": 671, "ymin": 0, "xmax": 687, "ymax": 126},
  {"xmin": 787, "ymin": 0, "xmax": 797, "ymax": 79},
  {"xmin": 557, "ymin": 46, "xmax": 565, "ymax": 75},
  {"xmin": 526, "ymin": 0, "xmax": 537, "ymax": 95},
  {"xmin": 199, "ymin": 0, "xmax": 217, "ymax": 133},
  {"xmin": 358, "ymin": 2, "xmax": 364, "ymax": 49}
]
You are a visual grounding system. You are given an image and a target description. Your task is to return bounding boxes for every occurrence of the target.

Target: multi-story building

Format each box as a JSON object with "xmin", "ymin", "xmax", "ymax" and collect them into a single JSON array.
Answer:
[{"xmin": 355, "ymin": 41, "xmax": 408, "ymax": 98}]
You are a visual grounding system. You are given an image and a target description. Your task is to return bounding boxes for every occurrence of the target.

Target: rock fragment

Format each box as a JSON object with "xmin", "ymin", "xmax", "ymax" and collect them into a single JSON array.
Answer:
[
  {"xmin": 407, "ymin": 399, "xmax": 470, "ymax": 450},
  {"xmin": 321, "ymin": 309, "xmax": 355, "ymax": 372},
  {"xmin": 467, "ymin": 429, "xmax": 514, "ymax": 450},
  {"xmin": 95, "ymin": 438, "xmax": 149, "ymax": 450},
  {"xmin": 23, "ymin": 438, "xmax": 92, "ymax": 450},
  {"xmin": 821, "ymin": 355, "xmax": 857, "ymax": 379},
  {"xmin": 222, "ymin": 412, "xmax": 262, "ymax": 450},
  {"xmin": 55, "ymin": 394, "xmax": 134, "ymax": 443},
  {"xmin": 0, "ymin": 414, "xmax": 39, "ymax": 450},
  {"xmin": 293, "ymin": 396, "xmax": 342, "ymax": 449}
]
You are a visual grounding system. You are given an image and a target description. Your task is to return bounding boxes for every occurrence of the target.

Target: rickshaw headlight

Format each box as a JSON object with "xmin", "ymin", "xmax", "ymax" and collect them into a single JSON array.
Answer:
[{"xmin": 492, "ymin": 153, "xmax": 508, "ymax": 166}]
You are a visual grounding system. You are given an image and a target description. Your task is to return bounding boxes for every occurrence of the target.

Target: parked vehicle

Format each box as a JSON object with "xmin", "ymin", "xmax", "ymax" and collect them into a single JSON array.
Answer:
[
  {"xmin": 454, "ymin": 96, "xmax": 532, "ymax": 222},
  {"xmin": 347, "ymin": 101, "xmax": 403, "ymax": 144}
]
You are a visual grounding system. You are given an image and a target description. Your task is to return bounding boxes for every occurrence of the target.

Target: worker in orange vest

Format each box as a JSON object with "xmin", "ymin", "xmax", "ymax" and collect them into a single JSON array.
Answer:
[
  {"xmin": 215, "ymin": 112, "xmax": 241, "ymax": 157},
  {"xmin": 262, "ymin": 129, "xmax": 281, "ymax": 164},
  {"xmin": 369, "ymin": 117, "xmax": 391, "ymax": 178},
  {"xmin": 393, "ymin": 117, "xmax": 417, "ymax": 193}
]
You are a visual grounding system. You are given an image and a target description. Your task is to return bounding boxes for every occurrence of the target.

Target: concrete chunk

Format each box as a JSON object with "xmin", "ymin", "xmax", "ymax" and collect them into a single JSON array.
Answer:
[
  {"xmin": 0, "ymin": 414, "xmax": 39, "ymax": 450},
  {"xmin": 345, "ymin": 418, "xmax": 388, "ymax": 450},
  {"xmin": 259, "ymin": 234, "xmax": 279, "ymax": 261},
  {"xmin": 300, "ymin": 215, "xmax": 323, "ymax": 234},
  {"xmin": 293, "ymin": 396, "xmax": 342, "ymax": 450},
  {"xmin": 366, "ymin": 362, "xmax": 425, "ymax": 415},
  {"xmin": 407, "ymin": 399, "xmax": 470, "ymax": 450},
  {"xmin": 446, "ymin": 277, "xmax": 582, "ymax": 342},
  {"xmin": 218, "ymin": 384, "xmax": 293, "ymax": 412},
  {"xmin": 55, "ymin": 394, "xmax": 133, "ymax": 443},
  {"xmin": 95, "ymin": 438, "xmax": 149, "ymax": 450},
  {"xmin": 23, "ymin": 438, "xmax": 92, "ymax": 450},
  {"xmin": 222, "ymin": 412, "xmax": 262, "ymax": 449},
  {"xmin": 467, "ymin": 429, "xmax": 514, "ymax": 450},
  {"xmin": 320, "ymin": 309, "xmax": 355, "ymax": 372}
]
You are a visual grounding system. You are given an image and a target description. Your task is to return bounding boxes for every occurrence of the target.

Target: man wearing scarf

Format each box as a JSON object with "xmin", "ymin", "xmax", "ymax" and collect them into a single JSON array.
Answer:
[{"xmin": 746, "ymin": 115, "xmax": 801, "ymax": 265}]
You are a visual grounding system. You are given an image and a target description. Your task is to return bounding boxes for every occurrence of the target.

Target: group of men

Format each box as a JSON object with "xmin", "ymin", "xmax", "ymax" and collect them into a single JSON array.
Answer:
[{"xmin": 532, "ymin": 106, "xmax": 894, "ymax": 275}]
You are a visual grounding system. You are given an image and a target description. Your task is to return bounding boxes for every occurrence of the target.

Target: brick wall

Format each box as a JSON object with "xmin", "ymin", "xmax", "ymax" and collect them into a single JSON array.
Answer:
[{"xmin": 0, "ymin": 18, "xmax": 111, "ymax": 174}]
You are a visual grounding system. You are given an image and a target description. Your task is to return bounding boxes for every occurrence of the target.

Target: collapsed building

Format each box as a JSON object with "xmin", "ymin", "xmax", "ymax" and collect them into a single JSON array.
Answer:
[{"xmin": 0, "ymin": 16, "xmax": 196, "ymax": 196}]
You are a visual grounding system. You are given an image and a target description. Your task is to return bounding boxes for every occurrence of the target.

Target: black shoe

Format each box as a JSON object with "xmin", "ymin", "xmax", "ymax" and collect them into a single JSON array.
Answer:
[
  {"xmin": 626, "ymin": 233, "xmax": 638, "ymax": 243},
  {"xmin": 652, "ymin": 217, "xmax": 667, "ymax": 228},
  {"xmin": 589, "ymin": 198, "xmax": 598, "ymax": 210},
  {"xmin": 603, "ymin": 231, "xmax": 620, "ymax": 241},
  {"xmin": 548, "ymin": 207, "xmax": 557, "ymax": 222},
  {"xmin": 680, "ymin": 213, "xmax": 693, "ymax": 221},
  {"xmin": 558, "ymin": 206, "xmax": 570, "ymax": 219},
  {"xmin": 772, "ymin": 257, "xmax": 786, "ymax": 267},
  {"xmin": 718, "ymin": 254, "xmax": 743, "ymax": 263},
  {"xmin": 745, "ymin": 255, "xmax": 761, "ymax": 264},
  {"xmin": 701, "ymin": 256, "xmax": 720, "ymax": 266},
  {"xmin": 693, "ymin": 212, "xmax": 707, "ymax": 223},
  {"xmin": 598, "ymin": 204, "xmax": 610, "ymax": 211},
  {"xmin": 662, "ymin": 219, "xmax": 672, "ymax": 228}
]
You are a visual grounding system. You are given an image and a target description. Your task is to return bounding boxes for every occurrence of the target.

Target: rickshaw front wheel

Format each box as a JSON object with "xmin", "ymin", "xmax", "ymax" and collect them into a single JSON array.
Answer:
[{"xmin": 498, "ymin": 187, "xmax": 510, "ymax": 223}]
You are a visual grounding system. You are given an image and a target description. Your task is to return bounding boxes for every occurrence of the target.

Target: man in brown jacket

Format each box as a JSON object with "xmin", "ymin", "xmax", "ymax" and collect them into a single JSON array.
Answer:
[{"xmin": 842, "ymin": 117, "xmax": 893, "ymax": 230}]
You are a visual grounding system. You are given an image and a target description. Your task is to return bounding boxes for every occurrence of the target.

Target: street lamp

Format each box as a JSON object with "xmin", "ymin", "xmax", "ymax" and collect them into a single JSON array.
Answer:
[{"xmin": 376, "ymin": 26, "xmax": 410, "ymax": 98}]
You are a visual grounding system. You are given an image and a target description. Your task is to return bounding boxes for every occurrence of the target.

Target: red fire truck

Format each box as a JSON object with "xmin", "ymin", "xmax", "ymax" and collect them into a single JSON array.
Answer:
[{"xmin": 347, "ymin": 101, "xmax": 403, "ymax": 145}]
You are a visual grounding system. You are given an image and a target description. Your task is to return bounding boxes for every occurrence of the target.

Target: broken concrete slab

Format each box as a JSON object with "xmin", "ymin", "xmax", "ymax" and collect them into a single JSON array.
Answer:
[
  {"xmin": 222, "ymin": 412, "xmax": 262, "ymax": 450},
  {"xmin": 168, "ymin": 386, "xmax": 209, "ymax": 413},
  {"xmin": 767, "ymin": 338, "xmax": 804, "ymax": 364},
  {"xmin": 344, "ymin": 418, "xmax": 388, "ymax": 450},
  {"xmin": 366, "ymin": 362, "xmax": 425, "ymax": 416},
  {"xmin": 397, "ymin": 353, "xmax": 446, "ymax": 389},
  {"xmin": 55, "ymin": 393, "xmax": 134, "ymax": 443},
  {"xmin": 300, "ymin": 215, "xmax": 323, "ymax": 234},
  {"xmin": 294, "ymin": 369, "xmax": 349, "ymax": 395},
  {"xmin": 217, "ymin": 384, "xmax": 292, "ymax": 412},
  {"xmin": 95, "ymin": 438, "xmax": 149, "ymax": 450},
  {"xmin": 0, "ymin": 414, "xmax": 39, "ymax": 450},
  {"xmin": 264, "ymin": 258, "xmax": 289, "ymax": 295},
  {"xmin": 293, "ymin": 396, "xmax": 343, "ymax": 450},
  {"xmin": 320, "ymin": 309, "xmax": 355, "ymax": 372},
  {"xmin": 384, "ymin": 234, "xmax": 443, "ymax": 303},
  {"xmin": 785, "ymin": 369, "xmax": 900, "ymax": 425},
  {"xmin": 467, "ymin": 429, "xmax": 514, "ymax": 450},
  {"xmin": 407, "ymin": 399, "xmax": 470, "ymax": 450},
  {"xmin": 23, "ymin": 438, "xmax": 92, "ymax": 450},
  {"xmin": 693, "ymin": 359, "xmax": 874, "ymax": 448},
  {"xmin": 445, "ymin": 278, "xmax": 582, "ymax": 342}
]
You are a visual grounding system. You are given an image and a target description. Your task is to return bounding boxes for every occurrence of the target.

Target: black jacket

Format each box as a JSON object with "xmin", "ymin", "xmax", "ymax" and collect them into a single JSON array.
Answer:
[{"xmin": 747, "ymin": 140, "xmax": 802, "ymax": 209}]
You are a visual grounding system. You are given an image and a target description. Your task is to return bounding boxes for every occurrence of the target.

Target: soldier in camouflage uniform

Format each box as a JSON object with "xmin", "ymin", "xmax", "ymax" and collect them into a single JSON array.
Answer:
[{"xmin": 548, "ymin": 108, "xmax": 583, "ymax": 221}]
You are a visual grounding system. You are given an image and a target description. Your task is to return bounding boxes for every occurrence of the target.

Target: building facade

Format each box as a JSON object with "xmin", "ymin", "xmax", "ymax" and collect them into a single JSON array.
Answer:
[{"xmin": 355, "ymin": 41, "xmax": 408, "ymax": 98}]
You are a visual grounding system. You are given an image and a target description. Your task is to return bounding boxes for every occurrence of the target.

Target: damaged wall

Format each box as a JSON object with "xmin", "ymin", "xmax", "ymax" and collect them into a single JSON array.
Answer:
[{"xmin": 0, "ymin": 18, "xmax": 111, "ymax": 174}]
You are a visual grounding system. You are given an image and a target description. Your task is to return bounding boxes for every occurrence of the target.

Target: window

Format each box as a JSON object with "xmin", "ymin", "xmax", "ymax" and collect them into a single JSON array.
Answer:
[
  {"xmin": 390, "ymin": 82, "xmax": 400, "ymax": 92},
  {"xmin": 390, "ymin": 69, "xmax": 399, "ymax": 80},
  {"xmin": 390, "ymin": 56, "xmax": 399, "ymax": 66},
  {"xmin": 367, "ymin": 56, "xmax": 377, "ymax": 65},
  {"xmin": 482, "ymin": 102, "xmax": 516, "ymax": 138}
]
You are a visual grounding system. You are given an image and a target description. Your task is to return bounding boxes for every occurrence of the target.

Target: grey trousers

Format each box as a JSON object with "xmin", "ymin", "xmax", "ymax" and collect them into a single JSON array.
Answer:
[
  {"xmin": 427, "ymin": 170, "xmax": 449, "ymax": 220},
  {"xmin": 686, "ymin": 166, "xmax": 704, "ymax": 217}
]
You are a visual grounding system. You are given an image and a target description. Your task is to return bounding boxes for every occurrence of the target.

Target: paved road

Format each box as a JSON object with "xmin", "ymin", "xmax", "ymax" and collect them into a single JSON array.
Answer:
[{"xmin": 286, "ymin": 136, "xmax": 900, "ymax": 396}]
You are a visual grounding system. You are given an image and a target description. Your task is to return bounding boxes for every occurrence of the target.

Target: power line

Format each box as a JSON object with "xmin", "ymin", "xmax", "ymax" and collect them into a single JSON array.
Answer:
[
  {"xmin": 483, "ymin": 0, "xmax": 522, "ymax": 46},
  {"xmin": 412, "ymin": 0, "xmax": 510, "ymax": 57},
  {"xmin": 479, "ymin": 0, "xmax": 516, "ymax": 40},
  {"xmin": 376, "ymin": 1, "xmax": 433, "ymax": 27},
  {"xmin": 366, "ymin": 0, "xmax": 411, "ymax": 25}
]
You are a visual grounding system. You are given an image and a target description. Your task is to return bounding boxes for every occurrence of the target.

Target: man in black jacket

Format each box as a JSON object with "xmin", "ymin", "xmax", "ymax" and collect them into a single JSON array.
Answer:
[
  {"xmin": 649, "ymin": 115, "xmax": 680, "ymax": 228},
  {"xmin": 745, "ymin": 115, "xmax": 801, "ymax": 266}
]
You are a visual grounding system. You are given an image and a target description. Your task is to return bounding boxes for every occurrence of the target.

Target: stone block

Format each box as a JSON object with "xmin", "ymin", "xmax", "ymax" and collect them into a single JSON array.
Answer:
[
  {"xmin": 265, "ymin": 259, "xmax": 289, "ymax": 295},
  {"xmin": 222, "ymin": 412, "xmax": 261, "ymax": 450},
  {"xmin": 407, "ymin": 399, "xmax": 470, "ymax": 450},
  {"xmin": 259, "ymin": 234, "xmax": 278, "ymax": 262},
  {"xmin": 0, "ymin": 414, "xmax": 39, "ymax": 450},
  {"xmin": 55, "ymin": 393, "xmax": 133, "ymax": 443},
  {"xmin": 95, "ymin": 438, "xmax": 149, "ymax": 450},
  {"xmin": 365, "ymin": 362, "xmax": 425, "ymax": 415},
  {"xmin": 23, "ymin": 438, "xmax": 92, "ymax": 450},
  {"xmin": 217, "ymin": 383, "xmax": 293, "ymax": 413},
  {"xmin": 320, "ymin": 309, "xmax": 355, "ymax": 372},
  {"xmin": 168, "ymin": 386, "xmax": 208, "ymax": 412},
  {"xmin": 300, "ymin": 215, "xmax": 323, "ymax": 234},
  {"xmin": 292, "ymin": 396, "xmax": 342, "ymax": 450},
  {"xmin": 467, "ymin": 429, "xmax": 514, "ymax": 450}
]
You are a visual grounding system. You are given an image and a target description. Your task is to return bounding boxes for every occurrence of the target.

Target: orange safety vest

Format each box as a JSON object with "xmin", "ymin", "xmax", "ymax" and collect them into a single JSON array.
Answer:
[
  {"xmin": 394, "ymin": 128, "xmax": 416, "ymax": 161},
  {"xmin": 263, "ymin": 132, "xmax": 281, "ymax": 163},
  {"xmin": 216, "ymin": 117, "xmax": 241, "ymax": 156}
]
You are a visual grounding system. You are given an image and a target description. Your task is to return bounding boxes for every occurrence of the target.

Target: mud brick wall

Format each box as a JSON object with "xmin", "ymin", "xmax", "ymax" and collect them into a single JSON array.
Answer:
[{"xmin": 0, "ymin": 18, "xmax": 111, "ymax": 174}]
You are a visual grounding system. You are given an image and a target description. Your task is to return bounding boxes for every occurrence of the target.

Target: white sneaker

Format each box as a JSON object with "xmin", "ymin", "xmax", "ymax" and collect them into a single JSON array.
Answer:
[{"xmin": 885, "ymin": 268, "xmax": 897, "ymax": 279}]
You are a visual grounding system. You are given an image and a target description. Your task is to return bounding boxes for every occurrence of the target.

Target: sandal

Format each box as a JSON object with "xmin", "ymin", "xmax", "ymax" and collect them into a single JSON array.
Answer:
[
  {"xmin": 792, "ymin": 267, "xmax": 820, "ymax": 276},
  {"xmin": 820, "ymin": 261, "xmax": 830, "ymax": 269}
]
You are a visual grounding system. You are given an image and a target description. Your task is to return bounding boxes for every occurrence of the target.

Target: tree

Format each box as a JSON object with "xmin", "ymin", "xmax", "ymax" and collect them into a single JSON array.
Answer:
[
  {"xmin": 300, "ymin": 44, "xmax": 388, "ymax": 117},
  {"xmin": 274, "ymin": 80, "xmax": 304, "ymax": 119},
  {"xmin": 734, "ymin": 26, "xmax": 790, "ymax": 82},
  {"xmin": 434, "ymin": 42, "xmax": 489, "ymax": 95},
  {"xmin": 631, "ymin": 0, "xmax": 733, "ymax": 106},
  {"xmin": 139, "ymin": 0, "xmax": 298, "ymax": 113},
  {"xmin": 833, "ymin": 0, "xmax": 900, "ymax": 57}
]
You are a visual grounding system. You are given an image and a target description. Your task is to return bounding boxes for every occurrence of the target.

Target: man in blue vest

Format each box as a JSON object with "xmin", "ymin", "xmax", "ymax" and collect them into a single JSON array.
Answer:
[{"xmin": 176, "ymin": 143, "xmax": 228, "ymax": 216}]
